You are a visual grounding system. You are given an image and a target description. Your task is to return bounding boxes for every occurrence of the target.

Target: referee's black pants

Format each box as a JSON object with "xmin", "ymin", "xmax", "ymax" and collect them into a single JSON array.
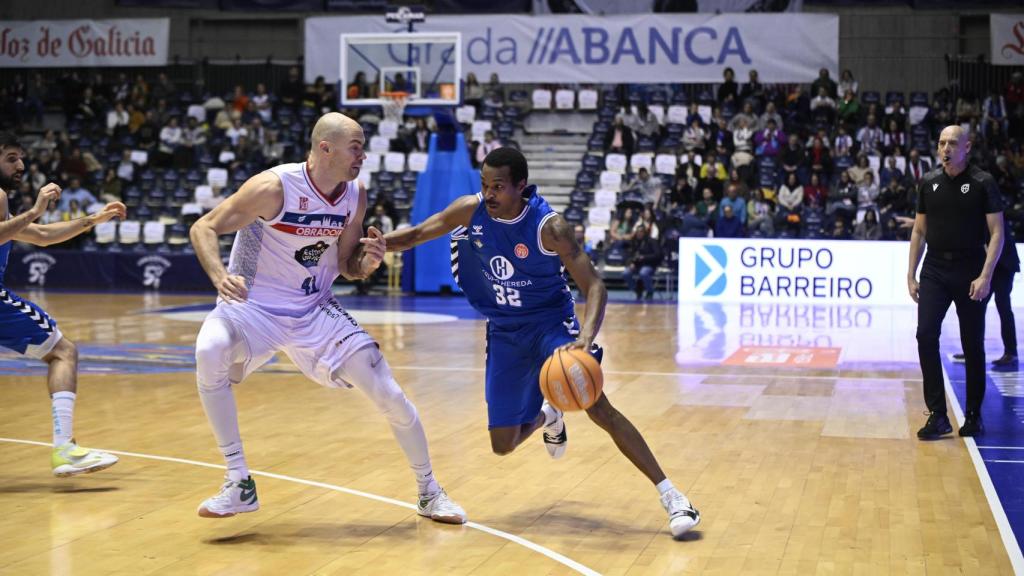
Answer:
[
  {"xmin": 992, "ymin": 265, "xmax": 1018, "ymax": 356},
  {"xmin": 916, "ymin": 254, "xmax": 990, "ymax": 415}
]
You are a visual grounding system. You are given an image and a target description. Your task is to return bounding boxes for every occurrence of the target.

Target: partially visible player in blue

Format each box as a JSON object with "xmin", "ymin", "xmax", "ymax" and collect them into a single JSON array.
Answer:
[
  {"xmin": 0, "ymin": 132, "xmax": 125, "ymax": 476},
  {"xmin": 385, "ymin": 147, "xmax": 700, "ymax": 538}
]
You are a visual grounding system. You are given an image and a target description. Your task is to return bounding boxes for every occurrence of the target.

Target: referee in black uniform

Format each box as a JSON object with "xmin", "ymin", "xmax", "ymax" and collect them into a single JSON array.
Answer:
[{"xmin": 907, "ymin": 125, "xmax": 1004, "ymax": 439}]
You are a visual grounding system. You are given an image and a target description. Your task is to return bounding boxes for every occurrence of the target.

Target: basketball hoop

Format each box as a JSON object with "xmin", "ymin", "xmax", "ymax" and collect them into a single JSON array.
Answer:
[{"xmin": 381, "ymin": 91, "xmax": 408, "ymax": 123}]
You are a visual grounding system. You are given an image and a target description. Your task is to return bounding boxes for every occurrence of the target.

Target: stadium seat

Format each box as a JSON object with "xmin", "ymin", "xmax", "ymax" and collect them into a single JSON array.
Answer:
[
  {"xmin": 593, "ymin": 189, "xmax": 617, "ymax": 208},
  {"xmin": 207, "ymin": 168, "xmax": 228, "ymax": 189},
  {"xmin": 555, "ymin": 89, "xmax": 575, "ymax": 110},
  {"xmin": 666, "ymin": 105, "xmax": 687, "ymax": 125},
  {"xmin": 630, "ymin": 154, "xmax": 653, "ymax": 173},
  {"xmin": 118, "ymin": 220, "xmax": 142, "ymax": 247},
  {"xmin": 604, "ymin": 154, "xmax": 628, "ymax": 174},
  {"xmin": 655, "ymin": 153, "xmax": 677, "ymax": 175},
  {"xmin": 369, "ymin": 135, "xmax": 390, "ymax": 153},
  {"xmin": 94, "ymin": 221, "xmax": 117, "ymax": 247},
  {"xmin": 587, "ymin": 207, "xmax": 612, "ymax": 228},
  {"xmin": 532, "ymin": 89, "xmax": 552, "ymax": 110},
  {"xmin": 455, "ymin": 105, "xmax": 476, "ymax": 124},
  {"xmin": 599, "ymin": 171, "xmax": 623, "ymax": 191},
  {"xmin": 364, "ymin": 152, "xmax": 382, "ymax": 173},
  {"xmin": 143, "ymin": 221, "xmax": 166, "ymax": 246},
  {"xmin": 408, "ymin": 152, "xmax": 429, "ymax": 172},
  {"xmin": 584, "ymin": 225, "xmax": 607, "ymax": 246},
  {"xmin": 384, "ymin": 152, "xmax": 406, "ymax": 173},
  {"xmin": 471, "ymin": 120, "xmax": 492, "ymax": 141},
  {"xmin": 578, "ymin": 89, "xmax": 599, "ymax": 110}
]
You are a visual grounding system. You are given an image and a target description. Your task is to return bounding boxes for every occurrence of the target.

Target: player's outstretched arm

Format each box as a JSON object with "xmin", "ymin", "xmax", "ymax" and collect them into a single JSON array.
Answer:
[
  {"xmin": 16, "ymin": 201, "xmax": 127, "ymax": 246},
  {"xmin": 190, "ymin": 171, "xmax": 282, "ymax": 302},
  {"xmin": 542, "ymin": 213, "xmax": 607, "ymax": 350},
  {"xmin": 383, "ymin": 195, "xmax": 478, "ymax": 252},
  {"xmin": 0, "ymin": 183, "xmax": 61, "ymax": 245}
]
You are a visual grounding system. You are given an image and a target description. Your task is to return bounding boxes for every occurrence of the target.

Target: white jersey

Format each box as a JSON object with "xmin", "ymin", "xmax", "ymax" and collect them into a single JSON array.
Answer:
[{"xmin": 227, "ymin": 162, "xmax": 359, "ymax": 317}]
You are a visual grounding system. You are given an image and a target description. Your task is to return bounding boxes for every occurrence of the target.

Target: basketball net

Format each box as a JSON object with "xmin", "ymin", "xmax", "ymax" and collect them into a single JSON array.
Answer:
[{"xmin": 381, "ymin": 91, "xmax": 408, "ymax": 123}]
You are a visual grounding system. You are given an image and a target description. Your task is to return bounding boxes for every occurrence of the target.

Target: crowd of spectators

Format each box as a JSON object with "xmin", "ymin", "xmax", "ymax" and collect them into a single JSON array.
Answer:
[
  {"xmin": 574, "ymin": 67, "xmax": 1024, "ymax": 297},
  {"xmin": 0, "ymin": 67, "xmax": 433, "ymax": 252},
  {"xmin": 3, "ymin": 63, "xmax": 1023, "ymax": 295}
]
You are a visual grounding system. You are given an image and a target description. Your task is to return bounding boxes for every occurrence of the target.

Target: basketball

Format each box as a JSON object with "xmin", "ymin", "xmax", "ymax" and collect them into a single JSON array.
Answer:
[{"xmin": 539, "ymin": 348, "xmax": 604, "ymax": 411}]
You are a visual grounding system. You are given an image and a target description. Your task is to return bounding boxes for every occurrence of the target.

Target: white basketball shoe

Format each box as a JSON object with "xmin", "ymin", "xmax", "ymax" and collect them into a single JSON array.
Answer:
[
  {"xmin": 197, "ymin": 474, "xmax": 260, "ymax": 518},
  {"xmin": 417, "ymin": 489, "xmax": 467, "ymax": 524},
  {"xmin": 541, "ymin": 401, "xmax": 567, "ymax": 459},
  {"xmin": 660, "ymin": 488, "xmax": 700, "ymax": 538},
  {"xmin": 51, "ymin": 441, "xmax": 119, "ymax": 477}
]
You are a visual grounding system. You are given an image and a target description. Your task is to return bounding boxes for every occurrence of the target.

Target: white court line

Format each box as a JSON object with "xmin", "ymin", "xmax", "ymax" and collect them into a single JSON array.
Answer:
[
  {"xmin": 978, "ymin": 446, "xmax": 1024, "ymax": 450},
  {"xmin": 940, "ymin": 366, "xmax": 1024, "ymax": 573},
  {"xmin": 985, "ymin": 460, "xmax": 1024, "ymax": 464},
  {"xmin": 0, "ymin": 437, "xmax": 601, "ymax": 576}
]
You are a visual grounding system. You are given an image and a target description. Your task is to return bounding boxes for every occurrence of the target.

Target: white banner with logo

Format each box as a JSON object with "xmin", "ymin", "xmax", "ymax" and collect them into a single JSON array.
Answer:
[
  {"xmin": 992, "ymin": 14, "xmax": 1024, "ymax": 66},
  {"xmin": 678, "ymin": 238, "xmax": 1024, "ymax": 306},
  {"xmin": 306, "ymin": 13, "xmax": 837, "ymax": 84},
  {"xmin": 0, "ymin": 19, "xmax": 169, "ymax": 67}
]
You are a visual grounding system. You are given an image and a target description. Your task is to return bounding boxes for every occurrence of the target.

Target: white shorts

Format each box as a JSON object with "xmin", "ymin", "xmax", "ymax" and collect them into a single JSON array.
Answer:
[{"xmin": 205, "ymin": 296, "xmax": 376, "ymax": 388}]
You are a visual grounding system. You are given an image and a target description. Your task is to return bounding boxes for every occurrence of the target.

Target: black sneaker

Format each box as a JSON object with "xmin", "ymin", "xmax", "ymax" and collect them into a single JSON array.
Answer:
[
  {"xmin": 952, "ymin": 353, "xmax": 966, "ymax": 363},
  {"xmin": 992, "ymin": 354, "xmax": 1018, "ymax": 368},
  {"xmin": 959, "ymin": 410, "xmax": 985, "ymax": 437},
  {"xmin": 917, "ymin": 412, "xmax": 953, "ymax": 440}
]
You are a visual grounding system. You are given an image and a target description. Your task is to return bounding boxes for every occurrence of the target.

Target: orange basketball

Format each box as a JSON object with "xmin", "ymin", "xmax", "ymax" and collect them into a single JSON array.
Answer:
[{"xmin": 539, "ymin": 348, "xmax": 604, "ymax": 411}]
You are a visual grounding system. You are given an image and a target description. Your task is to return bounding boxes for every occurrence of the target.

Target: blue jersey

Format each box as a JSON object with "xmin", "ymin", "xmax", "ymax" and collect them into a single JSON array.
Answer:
[
  {"xmin": 0, "ymin": 240, "xmax": 9, "ymax": 287},
  {"xmin": 450, "ymin": 186, "xmax": 574, "ymax": 324}
]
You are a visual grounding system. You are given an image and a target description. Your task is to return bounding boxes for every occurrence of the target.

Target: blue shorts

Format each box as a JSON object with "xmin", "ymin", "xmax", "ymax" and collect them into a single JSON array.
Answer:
[
  {"xmin": 0, "ymin": 286, "xmax": 61, "ymax": 358},
  {"xmin": 484, "ymin": 314, "xmax": 603, "ymax": 428}
]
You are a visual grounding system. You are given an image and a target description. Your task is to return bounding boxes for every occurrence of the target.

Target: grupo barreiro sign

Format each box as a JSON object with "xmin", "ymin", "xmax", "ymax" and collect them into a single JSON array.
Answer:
[
  {"xmin": 679, "ymin": 238, "xmax": 911, "ymax": 305},
  {"xmin": 0, "ymin": 19, "xmax": 169, "ymax": 67},
  {"xmin": 305, "ymin": 13, "xmax": 837, "ymax": 84}
]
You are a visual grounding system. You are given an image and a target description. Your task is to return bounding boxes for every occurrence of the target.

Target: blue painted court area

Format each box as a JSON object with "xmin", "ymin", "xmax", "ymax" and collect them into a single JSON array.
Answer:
[
  {"xmin": 943, "ymin": 350, "xmax": 1024, "ymax": 562},
  {"xmin": 0, "ymin": 343, "xmax": 203, "ymax": 376}
]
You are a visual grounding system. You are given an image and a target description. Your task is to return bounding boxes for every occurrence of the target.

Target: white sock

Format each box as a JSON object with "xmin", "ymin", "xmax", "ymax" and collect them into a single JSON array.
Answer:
[
  {"xmin": 417, "ymin": 471, "xmax": 440, "ymax": 496},
  {"xmin": 51, "ymin": 391, "xmax": 76, "ymax": 446},
  {"xmin": 656, "ymin": 478, "xmax": 676, "ymax": 497},
  {"xmin": 198, "ymin": 384, "xmax": 249, "ymax": 480},
  {"xmin": 541, "ymin": 402, "xmax": 560, "ymax": 428}
]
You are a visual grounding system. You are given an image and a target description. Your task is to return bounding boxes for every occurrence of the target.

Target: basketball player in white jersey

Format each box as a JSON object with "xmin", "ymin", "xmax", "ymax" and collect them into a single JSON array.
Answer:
[{"xmin": 189, "ymin": 112, "xmax": 466, "ymax": 523}]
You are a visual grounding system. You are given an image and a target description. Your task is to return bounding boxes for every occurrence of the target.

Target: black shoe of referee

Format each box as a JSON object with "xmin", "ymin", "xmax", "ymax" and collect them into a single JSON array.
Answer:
[
  {"xmin": 959, "ymin": 410, "xmax": 985, "ymax": 437},
  {"xmin": 917, "ymin": 412, "xmax": 953, "ymax": 440}
]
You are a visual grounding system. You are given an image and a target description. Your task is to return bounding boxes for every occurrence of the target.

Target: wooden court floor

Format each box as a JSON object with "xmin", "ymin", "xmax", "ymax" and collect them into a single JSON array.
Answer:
[{"xmin": 0, "ymin": 292, "xmax": 1015, "ymax": 575}]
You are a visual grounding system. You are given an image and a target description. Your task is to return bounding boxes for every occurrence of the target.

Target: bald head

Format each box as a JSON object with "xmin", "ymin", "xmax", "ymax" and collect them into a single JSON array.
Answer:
[
  {"xmin": 307, "ymin": 112, "xmax": 366, "ymax": 184},
  {"xmin": 310, "ymin": 112, "xmax": 360, "ymax": 151},
  {"xmin": 937, "ymin": 124, "xmax": 971, "ymax": 175},
  {"xmin": 939, "ymin": 124, "xmax": 967, "ymax": 145}
]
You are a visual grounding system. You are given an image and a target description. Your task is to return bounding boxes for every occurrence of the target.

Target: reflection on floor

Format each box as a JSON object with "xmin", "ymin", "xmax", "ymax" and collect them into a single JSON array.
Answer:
[{"xmin": 677, "ymin": 301, "xmax": 1024, "ymax": 554}]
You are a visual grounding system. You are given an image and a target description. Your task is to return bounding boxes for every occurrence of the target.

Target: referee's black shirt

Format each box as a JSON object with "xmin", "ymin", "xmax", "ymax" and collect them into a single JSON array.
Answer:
[{"xmin": 917, "ymin": 163, "xmax": 1002, "ymax": 253}]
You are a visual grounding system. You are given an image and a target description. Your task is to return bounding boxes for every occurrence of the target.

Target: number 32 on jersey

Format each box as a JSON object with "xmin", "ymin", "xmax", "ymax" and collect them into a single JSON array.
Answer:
[{"xmin": 492, "ymin": 284, "xmax": 521, "ymax": 307}]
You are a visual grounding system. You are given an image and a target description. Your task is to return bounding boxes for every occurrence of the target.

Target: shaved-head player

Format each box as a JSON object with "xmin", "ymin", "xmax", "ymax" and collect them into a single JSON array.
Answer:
[{"xmin": 189, "ymin": 112, "xmax": 466, "ymax": 523}]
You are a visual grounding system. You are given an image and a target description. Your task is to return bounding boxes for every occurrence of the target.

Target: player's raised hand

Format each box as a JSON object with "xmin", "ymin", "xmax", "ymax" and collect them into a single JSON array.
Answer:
[
  {"xmin": 360, "ymin": 226, "xmax": 386, "ymax": 268},
  {"xmin": 31, "ymin": 183, "xmax": 61, "ymax": 218},
  {"xmin": 216, "ymin": 274, "xmax": 249, "ymax": 303},
  {"xmin": 92, "ymin": 202, "xmax": 128, "ymax": 224}
]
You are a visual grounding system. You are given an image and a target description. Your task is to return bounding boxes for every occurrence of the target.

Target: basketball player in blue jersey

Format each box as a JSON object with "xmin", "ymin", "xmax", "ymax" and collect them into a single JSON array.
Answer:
[
  {"xmin": 385, "ymin": 147, "xmax": 700, "ymax": 538},
  {"xmin": 0, "ymin": 132, "xmax": 125, "ymax": 476}
]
